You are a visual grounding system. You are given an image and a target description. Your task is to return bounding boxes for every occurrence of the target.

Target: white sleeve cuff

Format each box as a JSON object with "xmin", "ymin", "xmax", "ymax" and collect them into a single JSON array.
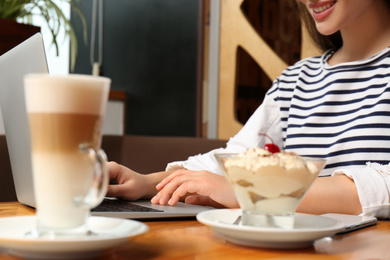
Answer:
[
  {"xmin": 165, "ymin": 148, "xmax": 227, "ymax": 176},
  {"xmin": 333, "ymin": 163, "xmax": 390, "ymax": 219}
]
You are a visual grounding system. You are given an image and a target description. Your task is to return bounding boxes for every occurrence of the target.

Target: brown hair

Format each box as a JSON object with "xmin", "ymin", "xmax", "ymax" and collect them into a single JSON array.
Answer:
[{"xmin": 295, "ymin": 0, "xmax": 390, "ymax": 52}]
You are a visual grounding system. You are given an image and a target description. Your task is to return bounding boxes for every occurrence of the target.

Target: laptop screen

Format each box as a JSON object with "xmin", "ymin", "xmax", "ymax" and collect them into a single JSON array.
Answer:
[{"xmin": 0, "ymin": 33, "xmax": 48, "ymax": 207}]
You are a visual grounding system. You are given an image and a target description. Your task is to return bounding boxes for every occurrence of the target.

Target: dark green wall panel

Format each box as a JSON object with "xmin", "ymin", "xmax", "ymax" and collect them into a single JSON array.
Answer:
[{"xmin": 72, "ymin": 0, "xmax": 200, "ymax": 136}]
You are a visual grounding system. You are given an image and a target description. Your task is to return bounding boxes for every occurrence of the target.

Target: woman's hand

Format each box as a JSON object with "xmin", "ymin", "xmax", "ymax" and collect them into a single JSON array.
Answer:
[
  {"xmin": 106, "ymin": 161, "xmax": 173, "ymax": 201},
  {"xmin": 106, "ymin": 161, "xmax": 150, "ymax": 201},
  {"xmin": 151, "ymin": 169, "xmax": 239, "ymax": 208}
]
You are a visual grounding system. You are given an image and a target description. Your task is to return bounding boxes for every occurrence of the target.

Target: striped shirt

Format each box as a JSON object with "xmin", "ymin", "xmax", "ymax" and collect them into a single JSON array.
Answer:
[
  {"xmin": 170, "ymin": 47, "xmax": 390, "ymax": 178},
  {"xmin": 167, "ymin": 47, "xmax": 390, "ymax": 217},
  {"xmin": 268, "ymin": 47, "xmax": 390, "ymax": 175}
]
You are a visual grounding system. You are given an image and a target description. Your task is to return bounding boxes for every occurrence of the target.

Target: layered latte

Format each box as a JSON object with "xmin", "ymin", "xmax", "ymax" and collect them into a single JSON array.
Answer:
[{"xmin": 24, "ymin": 74, "xmax": 109, "ymax": 230}]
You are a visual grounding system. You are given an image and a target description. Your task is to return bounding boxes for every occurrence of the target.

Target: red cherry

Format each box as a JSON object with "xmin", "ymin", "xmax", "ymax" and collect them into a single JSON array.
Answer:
[
  {"xmin": 263, "ymin": 143, "xmax": 280, "ymax": 153},
  {"xmin": 258, "ymin": 133, "xmax": 280, "ymax": 153}
]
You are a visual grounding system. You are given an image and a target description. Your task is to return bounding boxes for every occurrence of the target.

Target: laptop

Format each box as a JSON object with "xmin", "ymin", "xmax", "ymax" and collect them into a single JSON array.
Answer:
[{"xmin": 0, "ymin": 33, "xmax": 212, "ymax": 219}]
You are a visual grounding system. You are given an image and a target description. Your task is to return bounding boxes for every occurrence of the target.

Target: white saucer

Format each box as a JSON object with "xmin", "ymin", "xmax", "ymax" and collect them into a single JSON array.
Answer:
[
  {"xmin": 0, "ymin": 216, "xmax": 148, "ymax": 259},
  {"xmin": 196, "ymin": 209, "xmax": 345, "ymax": 249}
]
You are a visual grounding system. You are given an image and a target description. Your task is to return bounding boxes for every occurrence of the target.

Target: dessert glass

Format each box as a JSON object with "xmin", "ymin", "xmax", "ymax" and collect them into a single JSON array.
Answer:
[{"xmin": 215, "ymin": 149, "xmax": 326, "ymax": 229}]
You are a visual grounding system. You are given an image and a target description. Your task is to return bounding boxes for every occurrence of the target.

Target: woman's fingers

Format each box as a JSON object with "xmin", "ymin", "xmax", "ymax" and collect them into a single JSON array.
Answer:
[
  {"xmin": 106, "ymin": 161, "xmax": 148, "ymax": 201},
  {"xmin": 106, "ymin": 183, "xmax": 129, "ymax": 197},
  {"xmin": 152, "ymin": 170, "xmax": 196, "ymax": 204},
  {"xmin": 155, "ymin": 169, "xmax": 188, "ymax": 190},
  {"xmin": 152, "ymin": 170, "xmax": 216, "ymax": 206},
  {"xmin": 108, "ymin": 161, "xmax": 123, "ymax": 181},
  {"xmin": 152, "ymin": 170, "xmax": 240, "ymax": 208}
]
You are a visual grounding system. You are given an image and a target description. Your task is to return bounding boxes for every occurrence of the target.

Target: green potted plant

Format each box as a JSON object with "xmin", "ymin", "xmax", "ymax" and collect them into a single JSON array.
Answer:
[{"xmin": 0, "ymin": 0, "xmax": 87, "ymax": 71}]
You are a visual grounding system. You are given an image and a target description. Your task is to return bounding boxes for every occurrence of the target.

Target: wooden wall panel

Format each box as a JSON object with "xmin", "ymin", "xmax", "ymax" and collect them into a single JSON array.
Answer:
[{"xmin": 216, "ymin": 0, "xmax": 321, "ymax": 140}]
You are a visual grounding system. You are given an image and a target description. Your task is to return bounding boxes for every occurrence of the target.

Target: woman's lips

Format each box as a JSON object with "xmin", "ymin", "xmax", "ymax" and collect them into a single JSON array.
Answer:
[{"xmin": 309, "ymin": 1, "xmax": 336, "ymax": 21}]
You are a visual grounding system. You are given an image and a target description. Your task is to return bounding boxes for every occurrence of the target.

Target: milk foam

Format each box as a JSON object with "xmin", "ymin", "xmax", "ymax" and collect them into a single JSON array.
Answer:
[{"xmin": 24, "ymin": 74, "xmax": 110, "ymax": 115}]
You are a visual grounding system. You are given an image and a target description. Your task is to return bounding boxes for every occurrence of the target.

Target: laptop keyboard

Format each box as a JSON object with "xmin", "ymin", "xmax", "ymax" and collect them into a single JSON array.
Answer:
[{"xmin": 92, "ymin": 198, "xmax": 164, "ymax": 213}]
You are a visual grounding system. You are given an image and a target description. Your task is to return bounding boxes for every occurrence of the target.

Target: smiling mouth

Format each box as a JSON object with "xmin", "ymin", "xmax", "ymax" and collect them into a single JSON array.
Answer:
[{"xmin": 312, "ymin": 2, "xmax": 336, "ymax": 13}]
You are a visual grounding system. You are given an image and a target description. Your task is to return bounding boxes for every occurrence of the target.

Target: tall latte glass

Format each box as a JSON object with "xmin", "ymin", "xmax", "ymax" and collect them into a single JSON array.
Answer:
[{"xmin": 24, "ymin": 74, "xmax": 110, "ymax": 237}]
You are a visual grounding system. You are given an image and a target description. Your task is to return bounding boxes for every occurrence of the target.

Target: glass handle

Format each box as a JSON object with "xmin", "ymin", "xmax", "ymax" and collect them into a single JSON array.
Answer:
[{"xmin": 75, "ymin": 145, "xmax": 109, "ymax": 208}]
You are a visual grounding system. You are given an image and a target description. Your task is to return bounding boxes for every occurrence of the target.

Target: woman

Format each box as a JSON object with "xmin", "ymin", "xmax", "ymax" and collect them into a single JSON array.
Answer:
[{"xmin": 107, "ymin": 0, "xmax": 390, "ymax": 218}]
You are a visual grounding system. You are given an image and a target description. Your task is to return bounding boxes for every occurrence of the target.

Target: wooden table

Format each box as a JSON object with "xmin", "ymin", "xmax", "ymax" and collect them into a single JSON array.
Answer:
[{"xmin": 0, "ymin": 202, "xmax": 389, "ymax": 259}]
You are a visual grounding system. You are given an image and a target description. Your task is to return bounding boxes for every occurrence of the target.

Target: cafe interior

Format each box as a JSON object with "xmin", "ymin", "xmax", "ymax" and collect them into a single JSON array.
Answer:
[{"xmin": 0, "ymin": 0, "xmax": 390, "ymax": 259}]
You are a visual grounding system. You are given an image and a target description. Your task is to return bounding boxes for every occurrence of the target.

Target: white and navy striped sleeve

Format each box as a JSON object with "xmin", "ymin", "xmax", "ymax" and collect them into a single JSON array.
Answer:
[{"xmin": 272, "ymin": 48, "xmax": 390, "ymax": 177}]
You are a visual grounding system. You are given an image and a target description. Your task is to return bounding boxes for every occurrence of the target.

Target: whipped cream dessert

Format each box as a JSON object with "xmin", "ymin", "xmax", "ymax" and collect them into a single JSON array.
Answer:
[{"xmin": 222, "ymin": 148, "xmax": 322, "ymax": 214}]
